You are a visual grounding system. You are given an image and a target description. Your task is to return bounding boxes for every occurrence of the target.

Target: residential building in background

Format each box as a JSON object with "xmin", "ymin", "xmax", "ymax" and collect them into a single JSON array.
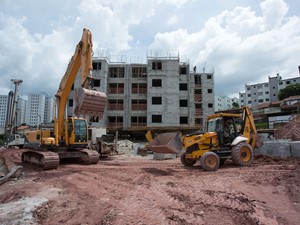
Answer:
[
  {"xmin": 0, "ymin": 95, "xmax": 8, "ymax": 134},
  {"xmin": 26, "ymin": 92, "xmax": 55, "ymax": 126},
  {"xmin": 214, "ymin": 95, "xmax": 236, "ymax": 111},
  {"xmin": 68, "ymin": 50, "xmax": 215, "ymax": 135},
  {"xmin": 0, "ymin": 91, "xmax": 54, "ymax": 133},
  {"xmin": 16, "ymin": 98, "xmax": 27, "ymax": 126},
  {"xmin": 239, "ymin": 73, "xmax": 300, "ymax": 109},
  {"xmin": 44, "ymin": 96, "xmax": 55, "ymax": 123},
  {"xmin": 0, "ymin": 95, "xmax": 28, "ymax": 133}
]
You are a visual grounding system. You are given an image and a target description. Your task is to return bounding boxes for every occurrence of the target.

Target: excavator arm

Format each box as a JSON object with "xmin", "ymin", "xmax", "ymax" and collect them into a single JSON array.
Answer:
[
  {"xmin": 54, "ymin": 28, "xmax": 107, "ymax": 145},
  {"xmin": 55, "ymin": 28, "xmax": 93, "ymax": 99}
]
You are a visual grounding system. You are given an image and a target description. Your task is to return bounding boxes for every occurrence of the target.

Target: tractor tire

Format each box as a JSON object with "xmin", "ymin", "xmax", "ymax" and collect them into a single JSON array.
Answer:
[
  {"xmin": 200, "ymin": 152, "xmax": 220, "ymax": 171},
  {"xmin": 231, "ymin": 142, "xmax": 254, "ymax": 166},
  {"xmin": 180, "ymin": 152, "xmax": 196, "ymax": 167}
]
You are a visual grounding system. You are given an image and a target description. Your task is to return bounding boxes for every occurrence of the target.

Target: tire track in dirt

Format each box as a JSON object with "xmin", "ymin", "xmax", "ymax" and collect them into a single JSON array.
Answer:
[
  {"xmin": 105, "ymin": 167, "xmax": 203, "ymax": 225},
  {"xmin": 48, "ymin": 162, "xmax": 183, "ymax": 224},
  {"xmin": 2, "ymin": 150, "xmax": 298, "ymax": 225},
  {"xmin": 36, "ymin": 174, "xmax": 113, "ymax": 225}
]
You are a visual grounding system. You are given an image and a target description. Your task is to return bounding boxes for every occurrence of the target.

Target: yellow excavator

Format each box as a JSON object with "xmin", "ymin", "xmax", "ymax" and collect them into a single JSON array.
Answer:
[
  {"xmin": 22, "ymin": 28, "xmax": 107, "ymax": 169},
  {"xmin": 180, "ymin": 107, "xmax": 258, "ymax": 171}
]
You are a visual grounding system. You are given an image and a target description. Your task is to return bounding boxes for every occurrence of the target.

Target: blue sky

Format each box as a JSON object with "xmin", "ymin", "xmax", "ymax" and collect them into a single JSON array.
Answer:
[{"xmin": 1, "ymin": 0, "xmax": 299, "ymax": 98}]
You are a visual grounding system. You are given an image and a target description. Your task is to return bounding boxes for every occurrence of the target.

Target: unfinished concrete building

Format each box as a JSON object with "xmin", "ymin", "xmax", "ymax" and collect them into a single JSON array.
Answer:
[{"xmin": 67, "ymin": 50, "xmax": 214, "ymax": 136}]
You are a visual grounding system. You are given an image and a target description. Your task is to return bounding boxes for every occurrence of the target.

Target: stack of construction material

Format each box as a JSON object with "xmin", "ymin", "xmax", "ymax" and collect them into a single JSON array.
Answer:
[
  {"xmin": 117, "ymin": 140, "xmax": 134, "ymax": 155},
  {"xmin": 275, "ymin": 115, "xmax": 300, "ymax": 140}
]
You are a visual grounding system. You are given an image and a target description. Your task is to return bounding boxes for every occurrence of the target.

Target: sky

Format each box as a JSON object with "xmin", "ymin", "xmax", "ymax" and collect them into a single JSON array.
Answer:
[{"xmin": 1, "ymin": 0, "xmax": 300, "ymax": 99}]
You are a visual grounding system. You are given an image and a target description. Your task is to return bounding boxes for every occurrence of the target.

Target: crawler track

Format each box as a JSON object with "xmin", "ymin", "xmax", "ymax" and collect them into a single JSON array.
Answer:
[
  {"xmin": 78, "ymin": 149, "xmax": 100, "ymax": 164},
  {"xmin": 21, "ymin": 148, "xmax": 99, "ymax": 170},
  {"xmin": 21, "ymin": 150, "xmax": 60, "ymax": 170}
]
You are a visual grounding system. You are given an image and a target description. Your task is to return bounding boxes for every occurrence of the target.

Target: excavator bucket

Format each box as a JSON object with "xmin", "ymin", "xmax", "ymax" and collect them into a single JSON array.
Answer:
[
  {"xmin": 74, "ymin": 87, "xmax": 107, "ymax": 118},
  {"xmin": 147, "ymin": 132, "xmax": 183, "ymax": 154}
]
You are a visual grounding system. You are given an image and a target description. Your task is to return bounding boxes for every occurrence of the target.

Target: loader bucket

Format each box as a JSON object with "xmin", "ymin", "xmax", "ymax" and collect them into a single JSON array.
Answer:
[
  {"xmin": 147, "ymin": 132, "xmax": 183, "ymax": 154},
  {"xmin": 74, "ymin": 87, "xmax": 107, "ymax": 118}
]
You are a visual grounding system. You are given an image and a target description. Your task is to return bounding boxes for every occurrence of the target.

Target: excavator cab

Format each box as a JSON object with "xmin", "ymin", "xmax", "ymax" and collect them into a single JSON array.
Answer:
[{"xmin": 65, "ymin": 117, "xmax": 88, "ymax": 148}]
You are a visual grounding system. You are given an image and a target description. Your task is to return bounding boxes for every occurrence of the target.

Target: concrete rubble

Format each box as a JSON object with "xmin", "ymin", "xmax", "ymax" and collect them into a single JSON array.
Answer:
[{"xmin": 256, "ymin": 115, "xmax": 300, "ymax": 159}]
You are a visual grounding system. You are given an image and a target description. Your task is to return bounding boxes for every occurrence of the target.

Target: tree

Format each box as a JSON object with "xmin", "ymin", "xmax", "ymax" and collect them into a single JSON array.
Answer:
[
  {"xmin": 278, "ymin": 83, "xmax": 300, "ymax": 100},
  {"xmin": 232, "ymin": 102, "xmax": 239, "ymax": 109}
]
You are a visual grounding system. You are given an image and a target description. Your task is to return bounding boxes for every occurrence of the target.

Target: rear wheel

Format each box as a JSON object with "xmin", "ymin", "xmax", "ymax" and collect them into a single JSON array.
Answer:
[
  {"xmin": 200, "ymin": 152, "xmax": 220, "ymax": 171},
  {"xmin": 231, "ymin": 142, "xmax": 253, "ymax": 166},
  {"xmin": 180, "ymin": 152, "xmax": 196, "ymax": 167}
]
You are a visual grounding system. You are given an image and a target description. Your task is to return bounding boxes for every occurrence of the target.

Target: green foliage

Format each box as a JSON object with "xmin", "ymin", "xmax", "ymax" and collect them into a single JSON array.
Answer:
[
  {"xmin": 255, "ymin": 122, "xmax": 268, "ymax": 129},
  {"xmin": 278, "ymin": 83, "xmax": 300, "ymax": 100},
  {"xmin": 232, "ymin": 102, "xmax": 239, "ymax": 109}
]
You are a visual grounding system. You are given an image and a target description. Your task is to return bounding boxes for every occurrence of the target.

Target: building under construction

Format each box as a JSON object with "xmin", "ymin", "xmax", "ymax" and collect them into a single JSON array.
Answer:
[{"xmin": 68, "ymin": 50, "xmax": 214, "ymax": 137}]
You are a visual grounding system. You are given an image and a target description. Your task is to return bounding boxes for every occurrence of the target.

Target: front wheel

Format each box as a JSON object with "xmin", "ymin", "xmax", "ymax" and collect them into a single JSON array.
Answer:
[
  {"xmin": 231, "ymin": 142, "xmax": 254, "ymax": 166},
  {"xmin": 200, "ymin": 152, "xmax": 220, "ymax": 171},
  {"xmin": 180, "ymin": 152, "xmax": 196, "ymax": 167}
]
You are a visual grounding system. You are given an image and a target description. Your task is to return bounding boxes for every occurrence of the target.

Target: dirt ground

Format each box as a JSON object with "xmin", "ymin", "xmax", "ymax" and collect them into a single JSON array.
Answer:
[{"xmin": 0, "ymin": 148, "xmax": 300, "ymax": 225}]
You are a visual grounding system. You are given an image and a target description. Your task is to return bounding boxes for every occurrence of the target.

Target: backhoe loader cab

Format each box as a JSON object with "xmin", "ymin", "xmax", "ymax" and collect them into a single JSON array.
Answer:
[{"xmin": 181, "ymin": 107, "xmax": 257, "ymax": 171}]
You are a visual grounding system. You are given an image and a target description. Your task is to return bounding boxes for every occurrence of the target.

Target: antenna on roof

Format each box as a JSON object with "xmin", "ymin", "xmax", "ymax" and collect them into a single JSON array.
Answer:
[{"xmin": 203, "ymin": 61, "xmax": 206, "ymax": 73}]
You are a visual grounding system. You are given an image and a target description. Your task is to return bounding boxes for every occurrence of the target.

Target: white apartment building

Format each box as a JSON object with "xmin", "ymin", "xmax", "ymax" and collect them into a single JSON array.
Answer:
[
  {"xmin": 16, "ymin": 98, "xmax": 27, "ymax": 126},
  {"xmin": 214, "ymin": 95, "xmax": 234, "ymax": 111},
  {"xmin": 26, "ymin": 92, "xmax": 55, "ymax": 126},
  {"xmin": 44, "ymin": 96, "xmax": 55, "ymax": 123},
  {"xmin": 239, "ymin": 73, "xmax": 300, "ymax": 108},
  {"xmin": 0, "ymin": 91, "xmax": 54, "ymax": 131},
  {"xmin": 0, "ymin": 95, "xmax": 8, "ymax": 134},
  {"xmin": 0, "ymin": 94, "xmax": 28, "ymax": 134}
]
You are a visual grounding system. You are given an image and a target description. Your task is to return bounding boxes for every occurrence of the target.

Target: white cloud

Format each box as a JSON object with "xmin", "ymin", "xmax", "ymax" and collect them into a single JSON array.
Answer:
[
  {"xmin": 157, "ymin": 0, "xmax": 188, "ymax": 8},
  {"xmin": 0, "ymin": 0, "xmax": 299, "ymax": 99},
  {"xmin": 149, "ymin": 0, "xmax": 300, "ymax": 96},
  {"xmin": 260, "ymin": 0, "xmax": 289, "ymax": 30},
  {"xmin": 0, "ymin": 13, "xmax": 76, "ymax": 96},
  {"xmin": 167, "ymin": 16, "xmax": 179, "ymax": 26}
]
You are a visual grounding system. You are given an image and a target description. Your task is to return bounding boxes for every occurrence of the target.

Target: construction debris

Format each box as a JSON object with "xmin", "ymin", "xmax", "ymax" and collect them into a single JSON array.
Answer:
[
  {"xmin": 116, "ymin": 140, "xmax": 134, "ymax": 155},
  {"xmin": 274, "ymin": 115, "xmax": 300, "ymax": 140},
  {"xmin": 0, "ymin": 157, "xmax": 23, "ymax": 186}
]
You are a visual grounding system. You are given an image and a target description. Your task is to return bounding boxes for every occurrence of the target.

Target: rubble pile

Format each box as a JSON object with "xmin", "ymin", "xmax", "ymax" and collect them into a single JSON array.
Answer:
[
  {"xmin": 275, "ymin": 115, "xmax": 300, "ymax": 141},
  {"xmin": 116, "ymin": 140, "xmax": 134, "ymax": 155}
]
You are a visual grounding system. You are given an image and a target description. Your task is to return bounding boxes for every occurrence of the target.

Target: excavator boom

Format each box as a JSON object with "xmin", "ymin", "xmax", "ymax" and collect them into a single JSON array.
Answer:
[{"xmin": 55, "ymin": 28, "xmax": 107, "ymax": 141}]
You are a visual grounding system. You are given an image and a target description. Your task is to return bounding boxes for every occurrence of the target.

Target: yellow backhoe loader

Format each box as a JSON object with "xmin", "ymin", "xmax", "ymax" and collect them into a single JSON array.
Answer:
[
  {"xmin": 22, "ymin": 28, "xmax": 107, "ymax": 169},
  {"xmin": 181, "ymin": 107, "xmax": 258, "ymax": 171},
  {"xmin": 147, "ymin": 106, "xmax": 258, "ymax": 171}
]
